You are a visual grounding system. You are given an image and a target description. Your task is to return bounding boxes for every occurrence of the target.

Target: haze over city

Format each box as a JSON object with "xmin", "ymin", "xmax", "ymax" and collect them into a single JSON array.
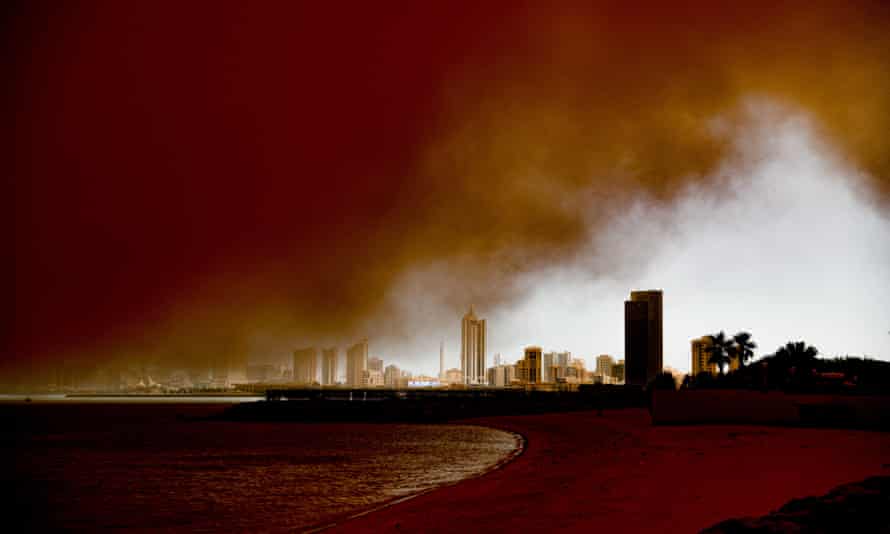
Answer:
[
  {"xmin": 8, "ymin": 2, "xmax": 890, "ymax": 532},
  {"xmin": 9, "ymin": 4, "xmax": 890, "ymax": 386}
]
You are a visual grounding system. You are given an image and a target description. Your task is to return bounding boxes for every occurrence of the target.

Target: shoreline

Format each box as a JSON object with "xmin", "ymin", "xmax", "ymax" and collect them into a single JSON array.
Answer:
[
  {"xmin": 330, "ymin": 409, "xmax": 890, "ymax": 533},
  {"xmin": 304, "ymin": 426, "xmax": 527, "ymax": 533}
]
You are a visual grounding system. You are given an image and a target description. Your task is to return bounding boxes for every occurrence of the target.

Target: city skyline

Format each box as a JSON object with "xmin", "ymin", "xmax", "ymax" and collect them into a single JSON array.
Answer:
[
  {"xmin": 8, "ymin": 3, "xmax": 890, "ymax": 532},
  {"xmin": 6, "ymin": 110, "xmax": 890, "ymax": 384},
  {"xmin": 7, "ymin": 2, "xmax": 890, "ymax": 388}
]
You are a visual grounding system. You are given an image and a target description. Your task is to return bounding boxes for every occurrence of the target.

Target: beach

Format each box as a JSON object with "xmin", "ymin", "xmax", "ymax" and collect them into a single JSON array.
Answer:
[
  {"xmin": 5, "ymin": 402, "xmax": 519, "ymax": 532},
  {"xmin": 332, "ymin": 409, "xmax": 890, "ymax": 532}
]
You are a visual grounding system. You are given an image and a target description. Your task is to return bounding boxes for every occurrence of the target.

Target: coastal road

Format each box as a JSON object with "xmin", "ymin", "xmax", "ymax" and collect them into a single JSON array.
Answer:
[{"xmin": 332, "ymin": 409, "xmax": 890, "ymax": 532}]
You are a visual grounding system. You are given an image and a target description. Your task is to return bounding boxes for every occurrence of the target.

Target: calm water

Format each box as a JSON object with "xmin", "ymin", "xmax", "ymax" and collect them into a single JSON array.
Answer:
[{"xmin": 4, "ymin": 402, "xmax": 521, "ymax": 532}]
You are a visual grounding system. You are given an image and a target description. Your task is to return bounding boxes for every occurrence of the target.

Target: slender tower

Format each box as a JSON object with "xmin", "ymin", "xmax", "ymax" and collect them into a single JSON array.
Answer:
[
  {"xmin": 460, "ymin": 306, "xmax": 486, "ymax": 386},
  {"xmin": 439, "ymin": 341, "xmax": 445, "ymax": 381}
]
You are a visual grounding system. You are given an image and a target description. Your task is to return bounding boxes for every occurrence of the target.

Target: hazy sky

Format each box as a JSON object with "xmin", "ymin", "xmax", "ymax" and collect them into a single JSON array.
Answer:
[
  {"xmin": 8, "ymin": 1, "xmax": 890, "ymax": 381},
  {"xmin": 377, "ymin": 102, "xmax": 890, "ymax": 374}
]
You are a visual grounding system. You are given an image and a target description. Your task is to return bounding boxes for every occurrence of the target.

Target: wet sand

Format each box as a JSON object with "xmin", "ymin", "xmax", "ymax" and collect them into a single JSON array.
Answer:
[{"xmin": 333, "ymin": 409, "xmax": 890, "ymax": 533}]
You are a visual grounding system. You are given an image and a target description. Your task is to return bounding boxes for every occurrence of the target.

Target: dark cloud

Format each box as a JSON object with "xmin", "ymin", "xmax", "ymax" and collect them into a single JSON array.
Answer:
[{"xmin": 7, "ymin": 1, "xmax": 890, "ymax": 378}]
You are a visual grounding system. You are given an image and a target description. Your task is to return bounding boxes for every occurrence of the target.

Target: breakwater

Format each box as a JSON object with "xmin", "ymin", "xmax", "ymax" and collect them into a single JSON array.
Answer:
[{"xmin": 221, "ymin": 386, "xmax": 646, "ymax": 422}]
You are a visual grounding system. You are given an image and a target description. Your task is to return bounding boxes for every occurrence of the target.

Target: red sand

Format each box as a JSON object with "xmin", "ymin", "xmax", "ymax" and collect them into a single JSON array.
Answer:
[{"xmin": 333, "ymin": 409, "xmax": 890, "ymax": 533}]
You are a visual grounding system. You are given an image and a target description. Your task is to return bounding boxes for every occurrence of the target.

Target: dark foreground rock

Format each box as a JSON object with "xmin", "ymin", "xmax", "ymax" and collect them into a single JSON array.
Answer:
[{"xmin": 702, "ymin": 476, "xmax": 890, "ymax": 533}]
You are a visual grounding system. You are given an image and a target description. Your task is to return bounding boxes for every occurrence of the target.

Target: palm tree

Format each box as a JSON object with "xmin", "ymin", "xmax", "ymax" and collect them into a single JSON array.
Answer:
[
  {"xmin": 771, "ymin": 341, "xmax": 819, "ymax": 386},
  {"xmin": 731, "ymin": 332, "xmax": 757, "ymax": 368},
  {"xmin": 774, "ymin": 341, "xmax": 819, "ymax": 365},
  {"xmin": 705, "ymin": 331, "xmax": 733, "ymax": 375}
]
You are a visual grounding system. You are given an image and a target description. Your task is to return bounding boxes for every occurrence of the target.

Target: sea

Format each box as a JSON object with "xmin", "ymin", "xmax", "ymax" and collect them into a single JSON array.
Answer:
[{"xmin": 3, "ymin": 398, "xmax": 522, "ymax": 532}]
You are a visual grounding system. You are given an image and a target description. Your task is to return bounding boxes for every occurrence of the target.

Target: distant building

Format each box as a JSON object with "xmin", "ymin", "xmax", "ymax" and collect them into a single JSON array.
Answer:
[
  {"xmin": 541, "ymin": 352, "xmax": 556, "ymax": 383},
  {"xmin": 364, "ymin": 369, "xmax": 384, "ymax": 387},
  {"xmin": 487, "ymin": 364, "xmax": 515, "ymax": 387},
  {"xmin": 515, "ymin": 359, "xmax": 528, "ymax": 384},
  {"xmin": 321, "ymin": 347, "xmax": 338, "ymax": 386},
  {"xmin": 594, "ymin": 354, "xmax": 615, "ymax": 384},
  {"xmin": 346, "ymin": 340, "xmax": 368, "ymax": 387},
  {"xmin": 247, "ymin": 364, "xmax": 279, "ymax": 383},
  {"xmin": 624, "ymin": 290, "xmax": 663, "ymax": 386},
  {"xmin": 571, "ymin": 358, "xmax": 588, "ymax": 384},
  {"xmin": 612, "ymin": 359, "xmax": 625, "ymax": 383},
  {"xmin": 439, "ymin": 341, "xmax": 445, "ymax": 381},
  {"xmin": 360, "ymin": 356, "xmax": 383, "ymax": 387},
  {"xmin": 523, "ymin": 346, "xmax": 543, "ymax": 385},
  {"xmin": 444, "ymin": 367, "xmax": 463, "ymax": 385},
  {"xmin": 408, "ymin": 375, "xmax": 440, "ymax": 387},
  {"xmin": 461, "ymin": 306, "xmax": 486, "ymax": 385},
  {"xmin": 293, "ymin": 347, "xmax": 318, "ymax": 384},
  {"xmin": 553, "ymin": 357, "xmax": 586, "ymax": 384},
  {"xmin": 555, "ymin": 351, "xmax": 571, "ymax": 381},
  {"xmin": 486, "ymin": 366, "xmax": 498, "ymax": 387},
  {"xmin": 691, "ymin": 336, "xmax": 717, "ymax": 376},
  {"xmin": 384, "ymin": 364, "xmax": 401, "ymax": 388}
]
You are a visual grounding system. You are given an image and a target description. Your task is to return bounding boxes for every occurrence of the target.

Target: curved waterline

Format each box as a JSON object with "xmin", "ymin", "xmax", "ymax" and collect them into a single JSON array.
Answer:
[{"xmin": 303, "ymin": 425, "xmax": 526, "ymax": 534}]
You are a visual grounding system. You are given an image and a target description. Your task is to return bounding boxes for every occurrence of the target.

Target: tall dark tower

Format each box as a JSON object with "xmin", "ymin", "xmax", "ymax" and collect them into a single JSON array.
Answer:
[{"xmin": 624, "ymin": 290, "xmax": 663, "ymax": 387}]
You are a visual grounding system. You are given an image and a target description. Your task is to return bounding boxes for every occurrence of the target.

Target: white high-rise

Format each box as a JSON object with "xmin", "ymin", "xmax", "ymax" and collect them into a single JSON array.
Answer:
[
  {"xmin": 346, "ymin": 339, "xmax": 368, "ymax": 387},
  {"xmin": 439, "ymin": 341, "xmax": 445, "ymax": 381},
  {"xmin": 293, "ymin": 347, "xmax": 318, "ymax": 384},
  {"xmin": 321, "ymin": 347, "xmax": 338, "ymax": 386},
  {"xmin": 460, "ymin": 306, "xmax": 486, "ymax": 385}
]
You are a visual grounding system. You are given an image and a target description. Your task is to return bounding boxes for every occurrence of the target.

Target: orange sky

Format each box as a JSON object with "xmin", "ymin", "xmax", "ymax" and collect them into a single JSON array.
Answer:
[{"xmin": 7, "ymin": 1, "xmax": 890, "ymax": 378}]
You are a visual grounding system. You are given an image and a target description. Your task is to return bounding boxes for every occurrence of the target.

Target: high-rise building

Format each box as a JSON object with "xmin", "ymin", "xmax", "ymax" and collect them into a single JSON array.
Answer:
[
  {"xmin": 384, "ymin": 364, "xmax": 401, "ymax": 388},
  {"xmin": 293, "ymin": 347, "xmax": 318, "ymax": 384},
  {"xmin": 365, "ymin": 356, "xmax": 384, "ymax": 387},
  {"xmin": 461, "ymin": 306, "xmax": 486, "ymax": 385},
  {"xmin": 595, "ymin": 354, "xmax": 615, "ymax": 379},
  {"xmin": 541, "ymin": 352, "xmax": 555, "ymax": 383},
  {"xmin": 612, "ymin": 359, "xmax": 625, "ymax": 383},
  {"xmin": 346, "ymin": 340, "xmax": 368, "ymax": 387},
  {"xmin": 691, "ymin": 336, "xmax": 717, "ymax": 376},
  {"xmin": 321, "ymin": 347, "xmax": 338, "ymax": 386},
  {"xmin": 439, "ymin": 341, "xmax": 445, "ymax": 381},
  {"xmin": 523, "ymin": 346, "xmax": 542, "ymax": 385},
  {"xmin": 571, "ymin": 358, "xmax": 587, "ymax": 384},
  {"xmin": 555, "ymin": 351, "xmax": 571, "ymax": 381},
  {"xmin": 487, "ymin": 364, "xmax": 514, "ymax": 387},
  {"xmin": 364, "ymin": 369, "xmax": 384, "ymax": 387},
  {"xmin": 624, "ymin": 289, "xmax": 663, "ymax": 386}
]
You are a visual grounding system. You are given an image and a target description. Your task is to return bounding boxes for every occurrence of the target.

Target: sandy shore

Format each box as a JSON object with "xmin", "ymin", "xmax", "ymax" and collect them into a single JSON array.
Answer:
[{"xmin": 332, "ymin": 409, "xmax": 890, "ymax": 533}]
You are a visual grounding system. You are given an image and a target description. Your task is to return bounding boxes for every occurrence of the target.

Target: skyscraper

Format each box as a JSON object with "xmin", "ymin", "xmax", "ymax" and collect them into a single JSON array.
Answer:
[
  {"xmin": 366, "ymin": 356, "xmax": 384, "ymax": 387},
  {"xmin": 321, "ymin": 347, "xmax": 338, "ymax": 385},
  {"xmin": 554, "ymin": 351, "xmax": 571, "ymax": 381},
  {"xmin": 461, "ymin": 306, "xmax": 486, "ymax": 385},
  {"xmin": 541, "ymin": 352, "xmax": 554, "ymax": 383},
  {"xmin": 691, "ymin": 336, "xmax": 716, "ymax": 376},
  {"xmin": 595, "ymin": 354, "xmax": 615, "ymax": 380},
  {"xmin": 439, "ymin": 341, "xmax": 445, "ymax": 381},
  {"xmin": 384, "ymin": 364, "xmax": 400, "ymax": 388},
  {"xmin": 293, "ymin": 347, "xmax": 318, "ymax": 384},
  {"xmin": 346, "ymin": 339, "xmax": 368, "ymax": 387},
  {"xmin": 524, "ymin": 346, "xmax": 542, "ymax": 385},
  {"xmin": 624, "ymin": 290, "xmax": 663, "ymax": 387},
  {"xmin": 612, "ymin": 359, "xmax": 625, "ymax": 383}
]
